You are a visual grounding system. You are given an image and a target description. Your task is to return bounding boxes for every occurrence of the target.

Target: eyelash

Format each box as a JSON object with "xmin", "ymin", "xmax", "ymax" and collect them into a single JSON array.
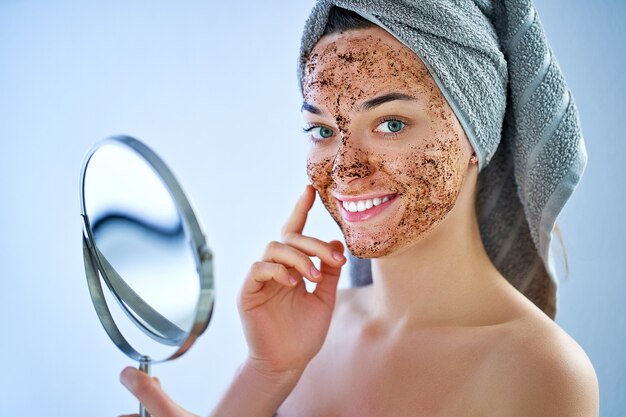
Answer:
[
  {"xmin": 374, "ymin": 117, "xmax": 408, "ymax": 138},
  {"xmin": 302, "ymin": 117, "xmax": 409, "ymax": 143},
  {"xmin": 302, "ymin": 124, "xmax": 335, "ymax": 144}
]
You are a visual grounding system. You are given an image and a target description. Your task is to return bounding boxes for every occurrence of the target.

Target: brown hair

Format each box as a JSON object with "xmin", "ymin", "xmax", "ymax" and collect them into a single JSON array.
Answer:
[{"xmin": 322, "ymin": 7, "xmax": 375, "ymax": 35}]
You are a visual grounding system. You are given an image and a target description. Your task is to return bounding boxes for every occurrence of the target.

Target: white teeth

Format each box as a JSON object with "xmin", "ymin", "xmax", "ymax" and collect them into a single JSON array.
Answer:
[{"xmin": 342, "ymin": 196, "xmax": 393, "ymax": 213}]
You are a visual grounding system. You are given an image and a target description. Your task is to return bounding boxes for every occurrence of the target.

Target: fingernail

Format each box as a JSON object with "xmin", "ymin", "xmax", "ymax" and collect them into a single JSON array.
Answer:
[
  {"xmin": 120, "ymin": 368, "xmax": 134, "ymax": 388},
  {"xmin": 332, "ymin": 251, "xmax": 345, "ymax": 261},
  {"xmin": 289, "ymin": 275, "xmax": 298, "ymax": 285},
  {"xmin": 310, "ymin": 266, "xmax": 322, "ymax": 279}
]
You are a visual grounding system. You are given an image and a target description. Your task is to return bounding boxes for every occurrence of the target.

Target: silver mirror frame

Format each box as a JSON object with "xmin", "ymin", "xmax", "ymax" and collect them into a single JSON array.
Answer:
[{"xmin": 80, "ymin": 135, "xmax": 215, "ymax": 366}]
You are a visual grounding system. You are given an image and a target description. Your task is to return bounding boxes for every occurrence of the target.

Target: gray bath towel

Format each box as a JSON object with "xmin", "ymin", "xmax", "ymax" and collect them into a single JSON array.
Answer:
[{"xmin": 298, "ymin": 0, "xmax": 587, "ymax": 319}]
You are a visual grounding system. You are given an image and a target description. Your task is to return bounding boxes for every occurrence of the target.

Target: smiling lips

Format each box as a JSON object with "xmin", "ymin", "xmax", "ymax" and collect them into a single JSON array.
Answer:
[{"xmin": 335, "ymin": 193, "xmax": 398, "ymax": 222}]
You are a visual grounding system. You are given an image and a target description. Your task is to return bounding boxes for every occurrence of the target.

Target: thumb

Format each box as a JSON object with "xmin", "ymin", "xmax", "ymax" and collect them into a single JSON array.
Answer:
[{"xmin": 120, "ymin": 367, "xmax": 195, "ymax": 417}]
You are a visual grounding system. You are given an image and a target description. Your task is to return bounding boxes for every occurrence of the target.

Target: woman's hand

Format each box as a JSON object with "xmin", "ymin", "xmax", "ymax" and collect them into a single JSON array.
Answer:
[
  {"xmin": 119, "ymin": 184, "xmax": 345, "ymax": 417},
  {"xmin": 119, "ymin": 367, "xmax": 198, "ymax": 417},
  {"xmin": 239, "ymin": 184, "xmax": 346, "ymax": 378}
]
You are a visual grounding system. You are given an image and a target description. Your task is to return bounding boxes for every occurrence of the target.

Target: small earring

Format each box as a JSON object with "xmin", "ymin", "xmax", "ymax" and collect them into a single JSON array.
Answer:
[{"xmin": 470, "ymin": 153, "xmax": 478, "ymax": 165}]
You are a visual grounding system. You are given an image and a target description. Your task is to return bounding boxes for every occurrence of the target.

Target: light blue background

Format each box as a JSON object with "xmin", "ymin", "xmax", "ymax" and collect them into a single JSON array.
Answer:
[{"xmin": 0, "ymin": 1, "xmax": 623, "ymax": 415}]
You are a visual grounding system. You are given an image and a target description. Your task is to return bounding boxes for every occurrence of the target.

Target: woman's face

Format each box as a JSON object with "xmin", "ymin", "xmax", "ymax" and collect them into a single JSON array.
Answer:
[{"xmin": 302, "ymin": 27, "xmax": 474, "ymax": 258}]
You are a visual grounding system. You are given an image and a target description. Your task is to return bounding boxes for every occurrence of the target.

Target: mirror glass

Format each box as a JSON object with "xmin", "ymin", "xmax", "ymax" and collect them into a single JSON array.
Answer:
[
  {"xmin": 84, "ymin": 143, "xmax": 199, "ymax": 340},
  {"xmin": 80, "ymin": 136, "xmax": 213, "ymax": 366}
]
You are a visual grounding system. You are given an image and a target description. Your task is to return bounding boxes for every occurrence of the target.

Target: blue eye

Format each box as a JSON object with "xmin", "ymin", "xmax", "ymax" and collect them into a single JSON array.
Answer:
[
  {"xmin": 377, "ymin": 120, "xmax": 405, "ymax": 133},
  {"xmin": 304, "ymin": 125, "xmax": 335, "ymax": 141}
]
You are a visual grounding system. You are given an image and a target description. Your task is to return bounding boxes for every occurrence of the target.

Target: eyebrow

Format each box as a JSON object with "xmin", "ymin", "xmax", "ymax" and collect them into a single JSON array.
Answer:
[
  {"xmin": 357, "ymin": 92, "xmax": 417, "ymax": 111},
  {"xmin": 301, "ymin": 101, "xmax": 322, "ymax": 115},
  {"xmin": 301, "ymin": 92, "xmax": 417, "ymax": 115}
]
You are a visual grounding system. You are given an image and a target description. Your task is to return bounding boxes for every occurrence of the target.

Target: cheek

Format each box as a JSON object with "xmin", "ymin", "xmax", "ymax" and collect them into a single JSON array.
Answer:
[
  {"xmin": 405, "ymin": 140, "xmax": 463, "ymax": 193},
  {"xmin": 306, "ymin": 157, "xmax": 333, "ymax": 190},
  {"xmin": 391, "ymin": 140, "xmax": 465, "ymax": 225},
  {"xmin": 306, "ymin": 156, "xmax": 343, "ymax": 225}
]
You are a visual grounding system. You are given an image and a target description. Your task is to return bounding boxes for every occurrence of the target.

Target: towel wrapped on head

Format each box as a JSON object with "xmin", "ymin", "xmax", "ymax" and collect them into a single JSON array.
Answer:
[{"xmin": 298, "ymin": 0, "xmax": 587, "ymax": 319}]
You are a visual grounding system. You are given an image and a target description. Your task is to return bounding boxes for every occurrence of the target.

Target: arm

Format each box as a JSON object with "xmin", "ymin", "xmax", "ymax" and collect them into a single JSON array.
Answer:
[
  {"xmin": 208, "ymin": 358, "xmax": 302, "ymax": 417},
  {"xmin": 120, "ymin": 185, "xmax": 346, "ymax": 417},
  {"xmin": 120, "ymin": 358, "xmax": 300, "ymax": 417}
]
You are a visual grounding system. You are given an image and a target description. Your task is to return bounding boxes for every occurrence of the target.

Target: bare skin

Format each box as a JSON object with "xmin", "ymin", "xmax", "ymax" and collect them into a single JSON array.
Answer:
[{"xmin": 118, "ymin": 27, "xmax": 598, "ymax": 417}]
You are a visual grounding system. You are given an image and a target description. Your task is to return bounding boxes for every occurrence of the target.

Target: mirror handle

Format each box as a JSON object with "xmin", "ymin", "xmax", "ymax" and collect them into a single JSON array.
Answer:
[{"xmin": 139, "ymin": 357, "xmax": 151, "ymax": 417}]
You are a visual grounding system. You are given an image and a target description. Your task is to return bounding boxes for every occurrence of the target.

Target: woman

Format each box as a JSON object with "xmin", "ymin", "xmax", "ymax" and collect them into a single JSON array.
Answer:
[{"xmin": 120, "ymin": 2, "xmax": 599, "ymax": 416}]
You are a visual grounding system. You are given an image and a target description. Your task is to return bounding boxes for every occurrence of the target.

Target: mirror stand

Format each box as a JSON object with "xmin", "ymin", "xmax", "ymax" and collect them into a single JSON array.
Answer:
[{"xmin": 79, "ymin": 136, "xmax": 215, "ymax": 416}]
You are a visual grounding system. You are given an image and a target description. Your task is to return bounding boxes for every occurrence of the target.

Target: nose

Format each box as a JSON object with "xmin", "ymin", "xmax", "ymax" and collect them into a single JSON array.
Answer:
[{"xmin": 330, "ymin": 140, "xmax": 373, "ymax": 185}]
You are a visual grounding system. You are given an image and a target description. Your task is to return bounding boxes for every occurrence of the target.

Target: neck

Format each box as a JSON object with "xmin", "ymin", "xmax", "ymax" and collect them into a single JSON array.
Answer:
[{"xmin": 369, "ymin": 176, "xmax": 508, "ymax": 327}]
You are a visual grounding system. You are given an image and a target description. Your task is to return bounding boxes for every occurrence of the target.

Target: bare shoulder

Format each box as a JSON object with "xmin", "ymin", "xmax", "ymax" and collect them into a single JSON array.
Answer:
[{"xmin": 484, "ymin": 310, "xmax": 599, "ymax": 417}]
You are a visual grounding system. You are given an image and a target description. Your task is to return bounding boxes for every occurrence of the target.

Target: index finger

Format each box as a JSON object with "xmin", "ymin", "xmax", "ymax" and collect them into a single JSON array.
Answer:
[{"xmin": 281, "ymin": 184, "xmax": 316, "ymax": 237}]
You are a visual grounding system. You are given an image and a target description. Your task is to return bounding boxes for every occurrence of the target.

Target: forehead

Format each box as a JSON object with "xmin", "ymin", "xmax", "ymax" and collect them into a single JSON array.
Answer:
[{"xmin": 302, "ymin": 27, "xmax": 433, "ymax": 102}]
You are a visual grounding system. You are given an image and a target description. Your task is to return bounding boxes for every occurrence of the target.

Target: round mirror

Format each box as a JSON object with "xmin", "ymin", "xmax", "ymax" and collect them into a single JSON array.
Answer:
[{"xmin": 80, "ymin": 136, "xmax": 214, "ymax": 416}]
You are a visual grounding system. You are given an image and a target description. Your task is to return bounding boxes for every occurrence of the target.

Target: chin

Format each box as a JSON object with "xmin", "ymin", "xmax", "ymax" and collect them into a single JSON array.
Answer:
[
  {"xmin": 343, "ymin": 230, "xmax": 425, "ymax": 259},
  {"xmin": 344, "ymin": 235, "xmax": 394, "ymax": 258}
]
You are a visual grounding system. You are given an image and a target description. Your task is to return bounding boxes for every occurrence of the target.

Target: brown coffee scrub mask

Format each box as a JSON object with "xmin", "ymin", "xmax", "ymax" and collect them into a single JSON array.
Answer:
[{"xmin": 302, "ymin": 27, "xmax": 475, "ymax": 258}]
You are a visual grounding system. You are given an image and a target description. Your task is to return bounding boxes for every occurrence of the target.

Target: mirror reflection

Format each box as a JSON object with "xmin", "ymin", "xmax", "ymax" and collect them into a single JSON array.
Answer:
[
  {"xmin": 81, "ymin": 136, "xmax": 214, "ymax": 416},
  {"xmin": 83, "ymin": 142, "xmax": 200, "ymax": 339}
]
